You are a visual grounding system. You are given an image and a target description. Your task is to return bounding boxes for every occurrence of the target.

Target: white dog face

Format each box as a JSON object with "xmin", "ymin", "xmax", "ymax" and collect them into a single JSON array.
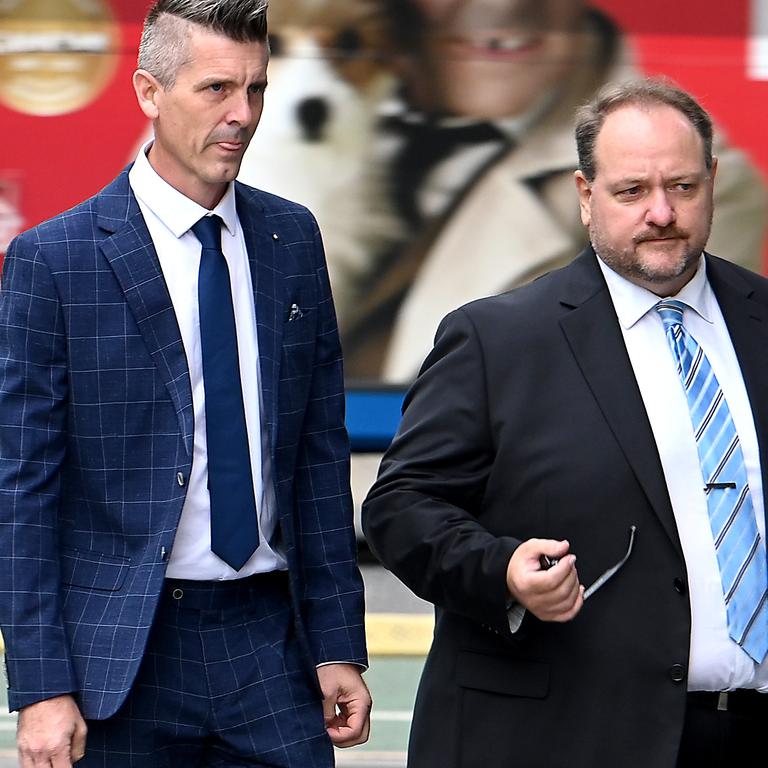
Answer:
[{"xmin": 244, "ymin": 0, "xmax": 395, "ymax": 148}]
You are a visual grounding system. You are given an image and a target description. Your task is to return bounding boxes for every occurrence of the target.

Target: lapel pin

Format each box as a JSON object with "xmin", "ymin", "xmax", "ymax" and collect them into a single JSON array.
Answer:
[
  {"xmin": 272, "ymin": 233, "xmax": 279, "ymax": 241},
  {"xmin": 288, "ymin": 303, "xmax": 303, "ymax": 321}
]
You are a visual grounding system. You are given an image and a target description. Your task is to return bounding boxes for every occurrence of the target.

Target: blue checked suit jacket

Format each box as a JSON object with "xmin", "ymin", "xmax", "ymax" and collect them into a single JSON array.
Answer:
[{"xmin": 0, "ymin": 169, "xmax": 367, "ymax": 719}]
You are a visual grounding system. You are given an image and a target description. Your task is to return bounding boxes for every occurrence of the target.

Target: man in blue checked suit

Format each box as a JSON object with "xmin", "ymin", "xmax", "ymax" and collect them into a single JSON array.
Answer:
[{"xmin": 0, "ymin": 1, "xmax": 370, "ymax": 765}]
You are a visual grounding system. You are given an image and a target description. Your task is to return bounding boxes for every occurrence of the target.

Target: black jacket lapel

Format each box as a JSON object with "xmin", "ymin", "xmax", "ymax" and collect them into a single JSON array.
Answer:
[
  {"xmin": 708, "ymin": 254, "xmax": 768, "ymax": 522},
  {"xmin": 558, "ymin": 249, "xmax": 682, "ymax": 552}
]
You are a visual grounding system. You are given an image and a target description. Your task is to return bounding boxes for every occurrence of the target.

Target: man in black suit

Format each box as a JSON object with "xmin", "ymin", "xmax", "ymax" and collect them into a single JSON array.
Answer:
[{"xmin": 363, "ymin": 78, "xmax": 768, "ymax": 767}]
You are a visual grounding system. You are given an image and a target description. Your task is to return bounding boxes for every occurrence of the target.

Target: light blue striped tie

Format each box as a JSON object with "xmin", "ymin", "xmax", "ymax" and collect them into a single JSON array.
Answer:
[{"xmin": 656, "ymin": 299, "xmax": 768, "ymax": 662}]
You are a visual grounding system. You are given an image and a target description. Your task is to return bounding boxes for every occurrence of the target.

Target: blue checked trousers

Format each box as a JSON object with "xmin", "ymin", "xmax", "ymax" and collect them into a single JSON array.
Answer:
[{"xmin": 81, "ymin": 572, "xmax": 333, "ymax": 767}]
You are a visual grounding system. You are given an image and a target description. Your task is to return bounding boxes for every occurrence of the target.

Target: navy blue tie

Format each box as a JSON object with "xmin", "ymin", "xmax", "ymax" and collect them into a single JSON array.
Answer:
[{"xmin": 192, "ymin": 215, "xmax": 259, "ymax": 570}]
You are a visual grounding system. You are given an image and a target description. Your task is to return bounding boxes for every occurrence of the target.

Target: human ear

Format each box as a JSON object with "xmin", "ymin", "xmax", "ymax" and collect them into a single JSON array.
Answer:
[
  {"xmin": 574, "ymin": 170, "xmax": 592, "ymax": 227},
  {"xmin": 133, "ymin": 69, "xmax": 162, "ymax": 120}
]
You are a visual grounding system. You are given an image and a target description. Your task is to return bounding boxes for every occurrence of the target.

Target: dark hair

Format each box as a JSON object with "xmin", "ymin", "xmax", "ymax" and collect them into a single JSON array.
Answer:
[
  {"xmin": 575, "ymin": 77, "xmax": 714, "ymax": 182},
  {"xmin": 138, "ymin": 0, "xmax": 269, "ymax": 87}
]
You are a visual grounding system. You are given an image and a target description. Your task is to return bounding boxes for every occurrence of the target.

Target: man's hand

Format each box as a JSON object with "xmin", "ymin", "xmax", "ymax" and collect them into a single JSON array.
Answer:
[
  {"xmin": 17, "ymin": 694, "xmax": 87, "ymax": 767},
  {"xmin": 316, "ymin": 663, "xmax": 372, "ymax": 748},
  {"xmin": 506, "ymin": 538, "xmax": 584, "ymax": 622}
]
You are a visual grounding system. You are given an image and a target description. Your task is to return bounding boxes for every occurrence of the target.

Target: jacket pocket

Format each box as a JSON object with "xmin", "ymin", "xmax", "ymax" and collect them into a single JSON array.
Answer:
[
  {"xmin": 60, "ymin": 549, "xmax": 130, "ymax": 592},
  {"xmin": 456, "ymin": 650, "xmax": 550, "ymax": 698}
]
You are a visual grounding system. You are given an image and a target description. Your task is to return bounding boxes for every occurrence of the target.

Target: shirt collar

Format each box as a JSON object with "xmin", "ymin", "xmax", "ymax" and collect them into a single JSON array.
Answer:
[
  {"xmin": 596, "ymin": 250, "xmax": 715, "ymax": 329},
  {"xmin": 129, "ymin": 140, "xmax": 239, "ymax": 238}
]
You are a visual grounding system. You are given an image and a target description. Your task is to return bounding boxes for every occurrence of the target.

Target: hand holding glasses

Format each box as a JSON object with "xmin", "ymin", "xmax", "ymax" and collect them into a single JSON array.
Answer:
[{"xmin": 540, "ymin": 525, "xmax": 637, "ymax": 601}]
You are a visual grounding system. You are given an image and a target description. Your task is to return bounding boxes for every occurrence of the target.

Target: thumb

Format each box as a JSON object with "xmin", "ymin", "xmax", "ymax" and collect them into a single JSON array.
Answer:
[
  {"xmin": 542, "ymin": 539, "xmax": 571, "ymax": 560},
  {"xmin": 321, "ymin": 685, "xmax": 338, "ymax": 725}
]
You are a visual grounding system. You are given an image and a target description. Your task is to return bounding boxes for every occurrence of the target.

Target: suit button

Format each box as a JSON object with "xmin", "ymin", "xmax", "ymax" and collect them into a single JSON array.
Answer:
[
  {"xmin": 669, "ymin": 664, "xmax": 686, "ymax": 683},
  {"xmin": 673, "ymin": 578, "xmax": 686, "ymax": 594}
]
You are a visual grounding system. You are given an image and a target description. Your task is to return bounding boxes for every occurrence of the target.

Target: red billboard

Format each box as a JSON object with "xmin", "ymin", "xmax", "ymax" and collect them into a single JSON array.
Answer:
[{"xmin": 1, "ymin": 0, "xmax": 766, "ymax": 382}]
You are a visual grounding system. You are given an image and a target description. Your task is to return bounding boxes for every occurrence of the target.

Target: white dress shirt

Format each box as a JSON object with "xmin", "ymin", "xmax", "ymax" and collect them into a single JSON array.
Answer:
[
  {"xmin": 598, "ymin": 253, "xmax": 768, "ymax": 691},
  {"xmin": 129, "ymin": 142, "xmax": 285, "ymax": 579}
]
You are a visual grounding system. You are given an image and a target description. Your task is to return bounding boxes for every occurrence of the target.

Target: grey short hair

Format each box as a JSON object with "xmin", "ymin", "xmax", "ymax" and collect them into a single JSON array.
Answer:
[
  {"xmin": 138, "ymin": 0, "xmax": 269, "ymax": 88},
  {"xmin": 575, "ymin": 77, "xmax": 714, "ymax": 182}
]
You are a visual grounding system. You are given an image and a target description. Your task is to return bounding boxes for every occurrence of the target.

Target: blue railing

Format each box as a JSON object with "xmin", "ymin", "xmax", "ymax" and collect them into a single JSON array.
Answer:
[{"xmin": 345, "ymin": 384, "xmax": 407, "ymax": 452}]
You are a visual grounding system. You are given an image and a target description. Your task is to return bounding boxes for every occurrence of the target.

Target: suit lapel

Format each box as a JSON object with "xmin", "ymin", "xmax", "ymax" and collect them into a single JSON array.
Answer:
[
  {"xmin": 236, "ymin": 184, "xmax": 283, "ymax": 452},
  {"xmin": 558, "ymin": 250, "xmax": 682, "ymax": 552},
  {"xmin": 96, "ymin": 172, "xmax": 194, "ymax": 455},
  {"xmin": 708, "ymin": 256, "xmax": 768, "ymax": 522}
]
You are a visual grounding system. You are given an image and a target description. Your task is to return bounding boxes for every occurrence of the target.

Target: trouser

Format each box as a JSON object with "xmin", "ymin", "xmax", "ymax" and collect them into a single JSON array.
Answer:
[
  {"xmin": 677, "ymin": 689, "xmax": 768, "ymax": 766},
  {"xmin": 81, "ymin": 572, "xmax": 332, "ymax": 767}
]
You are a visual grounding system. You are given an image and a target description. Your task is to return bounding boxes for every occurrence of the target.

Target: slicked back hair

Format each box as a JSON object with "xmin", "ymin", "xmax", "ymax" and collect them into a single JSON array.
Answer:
[
  {"xmin": 138, "ymin": 0, "xmax": 269, "ymax": 88},
  {"xmin": 575, "ymin": 77, "xmax": 714, "ymax": 182}
]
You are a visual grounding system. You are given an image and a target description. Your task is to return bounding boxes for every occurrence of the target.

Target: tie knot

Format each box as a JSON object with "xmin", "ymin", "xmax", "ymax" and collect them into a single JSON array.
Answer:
[
  {"xmin": 191, "ymin": 215, "xmax": 223, "ymax": 250},
  {"xmin": 656, "ymin": 299, "xmax": 686, "ymax": 332}
]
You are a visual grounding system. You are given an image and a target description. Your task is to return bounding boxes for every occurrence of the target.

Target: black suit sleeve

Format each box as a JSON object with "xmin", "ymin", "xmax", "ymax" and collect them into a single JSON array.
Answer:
[{"xmin": 362, "ymin": 308, "xmax": 520, "ymax": 631}]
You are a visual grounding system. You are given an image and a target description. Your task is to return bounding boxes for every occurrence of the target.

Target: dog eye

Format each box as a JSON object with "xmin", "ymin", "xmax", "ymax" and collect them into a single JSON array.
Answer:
[
  {"xmin": 334, "ymin": 27, "xmax": 362, "ymax": 56},
  {"xmin": 268, "ymin": 33, "xmax": 284, "ymax": 57}
]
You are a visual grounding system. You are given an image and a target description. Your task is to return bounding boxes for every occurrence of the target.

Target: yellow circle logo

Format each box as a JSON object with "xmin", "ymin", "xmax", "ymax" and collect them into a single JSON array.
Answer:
[{"xmin": 0, "ymin": 0, "xmax": 119, "ymax": 116}]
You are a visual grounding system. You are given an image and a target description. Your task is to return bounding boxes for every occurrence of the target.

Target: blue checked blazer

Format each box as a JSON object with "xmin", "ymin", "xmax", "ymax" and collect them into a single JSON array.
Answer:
[{"xmin": 0, "ymin": 169, "xmax": 367, "ymax": 719}]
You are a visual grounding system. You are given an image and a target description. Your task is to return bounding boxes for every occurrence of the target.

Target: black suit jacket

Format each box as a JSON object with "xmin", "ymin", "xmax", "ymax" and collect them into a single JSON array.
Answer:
[{"xmin": 362, "ymin": 248, "xmax": 768, "ymax": 768}]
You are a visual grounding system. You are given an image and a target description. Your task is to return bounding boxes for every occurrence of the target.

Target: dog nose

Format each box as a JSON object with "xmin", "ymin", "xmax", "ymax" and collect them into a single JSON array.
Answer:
[{"xmin": 296, "ymin": 97, "xmax": 330, "ymax": 142}]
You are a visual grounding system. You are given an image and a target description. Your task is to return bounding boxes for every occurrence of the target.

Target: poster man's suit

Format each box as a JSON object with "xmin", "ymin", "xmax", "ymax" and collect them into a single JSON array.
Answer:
[
  {"xmin": 363, "ymin": 247, "xmax": 768, "ymax": 767},
  {"xmin": 0, "ymin": 169, "xmax": 366, "ymax": 720}
]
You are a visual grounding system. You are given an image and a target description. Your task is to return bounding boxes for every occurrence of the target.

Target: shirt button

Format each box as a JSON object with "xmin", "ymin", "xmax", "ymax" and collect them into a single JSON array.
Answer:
[
  {"xmin": 177, "ymin": 472, "xmax": 185, "ymax": 487},
  {"xmin": 668, "ymin": 664, "xmax": 686, "ymax": 683},
  {"xmin": 673, "ymin": 578, "xmax": 686, "ymax": 594}
]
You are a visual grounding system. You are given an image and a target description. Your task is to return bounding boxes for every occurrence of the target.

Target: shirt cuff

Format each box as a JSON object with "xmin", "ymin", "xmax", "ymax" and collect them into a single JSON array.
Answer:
[{"xmin": 315, "ymin": 660, "xmax": 369, "ymax": 671}]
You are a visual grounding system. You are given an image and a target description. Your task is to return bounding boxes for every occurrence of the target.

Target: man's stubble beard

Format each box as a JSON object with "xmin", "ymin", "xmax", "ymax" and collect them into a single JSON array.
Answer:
[{"xmin": 589, "ymin": 212, "xmax": 712, "ymax": 290}]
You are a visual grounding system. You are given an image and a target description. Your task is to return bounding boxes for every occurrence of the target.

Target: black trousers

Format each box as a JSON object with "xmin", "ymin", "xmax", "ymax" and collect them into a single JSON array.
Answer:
[{"xmin": 677, "ymin": 690, "xmax": 768, "ymax": 767}]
